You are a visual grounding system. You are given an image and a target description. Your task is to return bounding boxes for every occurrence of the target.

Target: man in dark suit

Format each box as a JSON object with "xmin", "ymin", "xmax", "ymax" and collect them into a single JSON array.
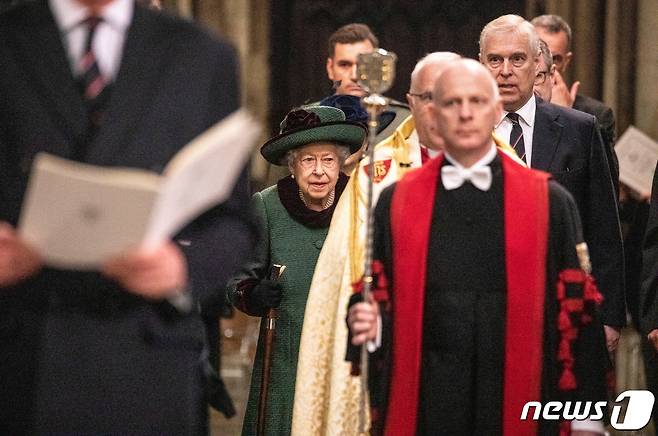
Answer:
[
  {"xmin": 0, "ymin": 0, "xmax": 255, "ymax": 433},
  {"xmin": 531, "ymin": 14, "xmax": 618, "ymax": 181},
  {"xmin": 480, "ymin": 15, "xmax": 624, "ymax": 353}
]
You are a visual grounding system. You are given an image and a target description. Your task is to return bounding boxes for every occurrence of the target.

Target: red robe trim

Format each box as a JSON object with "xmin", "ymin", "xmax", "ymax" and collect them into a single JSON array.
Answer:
[{"xmin": 386, "ymin": 151, "xmax": 549, "ymax": 436}]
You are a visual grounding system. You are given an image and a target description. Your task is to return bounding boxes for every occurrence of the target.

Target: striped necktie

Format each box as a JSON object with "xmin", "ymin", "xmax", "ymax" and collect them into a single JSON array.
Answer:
[
  {"xmin": 79, "ymin": 17, "xmax": 107, "ymax": 128},
  {"xmin": 507, "ymin": 112, "xmax": 526, "ymax": 163}
]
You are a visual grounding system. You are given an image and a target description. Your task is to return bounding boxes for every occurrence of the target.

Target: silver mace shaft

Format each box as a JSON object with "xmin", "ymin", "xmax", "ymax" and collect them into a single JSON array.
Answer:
[{"xmin": 359, "ymin": 94, "xmax": 388, "ymax": 435}]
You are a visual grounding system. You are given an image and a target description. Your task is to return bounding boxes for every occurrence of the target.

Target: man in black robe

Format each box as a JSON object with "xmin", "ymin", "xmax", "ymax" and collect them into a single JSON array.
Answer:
[{"xmin": 347, "ymin": 59, "xmax": 608, "ymax": 435}]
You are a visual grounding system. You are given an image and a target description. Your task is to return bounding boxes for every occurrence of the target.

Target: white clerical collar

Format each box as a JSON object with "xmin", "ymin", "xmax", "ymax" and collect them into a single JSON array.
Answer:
[
  {"xmin": 49, "ymin": 0, "xmax": 133, "ymax": 33},
  {"xmin": 443, "ymin": 142, "xmax": 497, "ymax": 171},
  {"xmin": 496, "ymin": 93, "xmax": 536, "ymax": 128}
]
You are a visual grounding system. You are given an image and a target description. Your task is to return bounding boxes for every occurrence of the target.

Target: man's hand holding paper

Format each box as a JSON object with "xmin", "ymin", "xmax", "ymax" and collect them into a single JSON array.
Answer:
[
  {"xmin": 102, "ymin": 241, "xmax": 188, "ymax": 300},
  {"xmin": 0, "ymin": 221, "xmax": 42, "ymax": 287}
]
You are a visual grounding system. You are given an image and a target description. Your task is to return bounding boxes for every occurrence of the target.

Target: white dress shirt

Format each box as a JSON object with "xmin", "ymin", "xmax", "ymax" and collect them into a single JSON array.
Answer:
[
  {"xmin": 49, "ymin": 0, "xmax": 133, "ymax": 81},
  {"xmin": 494, "ymin": 94, "xmax": 536, "ymax": 167}
]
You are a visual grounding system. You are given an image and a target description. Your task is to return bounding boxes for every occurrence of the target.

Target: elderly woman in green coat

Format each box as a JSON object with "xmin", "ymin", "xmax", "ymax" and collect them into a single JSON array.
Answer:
[{"xmin": 227, "ymin": 105, "xmax": 366, "ymax": 435}]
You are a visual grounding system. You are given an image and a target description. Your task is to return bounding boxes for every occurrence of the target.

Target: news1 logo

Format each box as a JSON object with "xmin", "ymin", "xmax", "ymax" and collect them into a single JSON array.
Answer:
[{"xmin": 520, "ymin": 390, "xmax": 655, "ymax": 430}]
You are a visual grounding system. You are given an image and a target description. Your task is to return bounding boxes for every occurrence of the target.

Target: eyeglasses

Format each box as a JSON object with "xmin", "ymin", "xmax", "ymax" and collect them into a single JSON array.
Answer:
[
  {"xmin": 535, "ymin": 70, "xmax": 549, "ymax": 85},
  {"xmin": 297, "ymin": 155, "xmax": 338, "ymax": 170},
  {"xmin": 552, "ymin": 54, "xmax": 565, "ymax": 67},
  {"xmin": 407, "ymin": 91, "xmax": 432, "ymax": 102}
]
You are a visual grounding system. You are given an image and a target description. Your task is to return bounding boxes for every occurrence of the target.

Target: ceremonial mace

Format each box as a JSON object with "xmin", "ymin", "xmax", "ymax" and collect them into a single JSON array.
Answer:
[
  {"xmin": 357, "ymin": 48, "xmax": 397, "ymax": 434},
  {"xmin": 257, "ymin": 263, "xmax": 286, "ymax": 436}
]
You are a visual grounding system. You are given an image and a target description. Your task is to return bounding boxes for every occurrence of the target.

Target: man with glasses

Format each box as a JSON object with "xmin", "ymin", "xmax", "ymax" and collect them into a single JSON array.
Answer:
[
  {"xmin": 533, "ymin": 39, "xmax": 556, "ymax": 102},
  {"xmin": 405, "ymin": 52, "xmax": 460, "ymax": 163},
  {"xmin": 480, "ymin": 15, "xmax": 624, "ymax": 354}
]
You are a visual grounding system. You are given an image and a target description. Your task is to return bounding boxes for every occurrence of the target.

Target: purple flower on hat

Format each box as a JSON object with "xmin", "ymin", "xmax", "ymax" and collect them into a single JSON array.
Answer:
[{"xmin": 282, "ymin": 109, "xmax": 322, "ymax": 133}]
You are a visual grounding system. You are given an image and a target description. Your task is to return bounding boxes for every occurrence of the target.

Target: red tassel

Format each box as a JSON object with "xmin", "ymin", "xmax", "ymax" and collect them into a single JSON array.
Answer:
[
  {"xmin": 564, "ymin": 299, "xmax": 584, "ymax": 312},
  {"xmin": 557, "ymin": 280, "xmax": 566, "ymax": 300},
  {"xmin": 558, "ymin": 339, "xmax": 572, "ymax": 361},
  {"xmin": 563, "ymin": 327, "xmax": 577, "ymax": 341},
  {"xmin": 351, "ymin": 280, "xmax": 364, "ymax": 294},
  {"xmin": 559, "ymin": 367, "xmax": 577, "ymax": 391},
  {"xmin": 584, "ymin": 278, "xmax": 604, "ymax": 305},
  {"xmin": 373, "ymin": 289, "xmax": 388, "ymax": 303},
  {"xmin": 558, "ymin": 310, "xmax": 571, "ymax": 331},
  {"xmin": 560, "ymin": 269, "xmax": 585, "ymax": 283}
]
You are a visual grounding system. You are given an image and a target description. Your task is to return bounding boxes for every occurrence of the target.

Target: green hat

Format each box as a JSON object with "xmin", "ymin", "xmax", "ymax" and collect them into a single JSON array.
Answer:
[{"xmin": 261, "ymin": 105, "xmax": 367, "ymax": 166}]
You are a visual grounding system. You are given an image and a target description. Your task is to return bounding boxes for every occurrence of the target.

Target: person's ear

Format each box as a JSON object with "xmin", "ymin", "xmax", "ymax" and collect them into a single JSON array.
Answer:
[
  {"xmin": 326, "ymin": 57, "xmax": 335, "ymax": 81},
  {"xmin": 406, "ymin": 93, "xmax": 414, "ymax": 109}
]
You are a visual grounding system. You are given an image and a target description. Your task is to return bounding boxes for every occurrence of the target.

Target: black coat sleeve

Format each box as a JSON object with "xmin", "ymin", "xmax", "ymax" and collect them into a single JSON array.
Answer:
[
  {"xmin": 544, "ymin": 181, "xmax": 608, "ymax": 406},
  {"xmin": 225, "ymin": 191, "xmax": 271, "ymax": 317},
  {"xmin": 583, "ymin": 120, "xmax": 626, "ymax": 327}
]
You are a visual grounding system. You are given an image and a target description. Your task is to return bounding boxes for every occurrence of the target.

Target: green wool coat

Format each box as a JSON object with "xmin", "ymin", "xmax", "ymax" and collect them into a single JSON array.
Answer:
[{"xmin": 228, "ymin": 185, "xmax": 329, "ymax": 436}]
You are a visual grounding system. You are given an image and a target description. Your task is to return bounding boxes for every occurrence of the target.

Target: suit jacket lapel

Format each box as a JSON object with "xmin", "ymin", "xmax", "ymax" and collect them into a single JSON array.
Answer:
[
  {"xmin": 9, "ymin": 1, "xmax": 87, "ymax": 154},
  {"xmin": 86, "ymin": 7, "xmax": 169, "ymax": 165},
  {"xmin": 531, "ymin": 98, "xmax": 563, "ymax": 171}
]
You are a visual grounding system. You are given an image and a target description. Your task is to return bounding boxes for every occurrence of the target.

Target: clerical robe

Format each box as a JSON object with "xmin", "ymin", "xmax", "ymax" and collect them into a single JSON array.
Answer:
[{"xmin": 352, "ymin": 151, "xmax": 608, "ymax": 436}]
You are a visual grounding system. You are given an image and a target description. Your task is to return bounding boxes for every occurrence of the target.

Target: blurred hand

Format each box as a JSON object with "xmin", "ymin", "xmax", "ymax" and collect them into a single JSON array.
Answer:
[
  {"xmin": 619, "ymin": 182, "xmax": 651, "ymax": 203},
  {"xmin": 347, "ymin": 297, "xmax": 379, "ymax": 346},
  {"xmin": 102, "ymin": 241, "xmax": 187, "ymax": 300},
  {"xmin": 250, "ymin": 279, "xmax": 283, "ymax": 310},
  {"xmin": 0, "ymin": 221, "xmax": 43, "ymax": 287},
  {"xmin": 604, "ymin": 324, "xmax": 621, "ymax": 354},
  {"xmin": 550, "ymin": 70, "xmax": 579, "ymax": 108},
  {"xmin": 648, "ymin": 329, "xmax": 658, "ymax": 352}
]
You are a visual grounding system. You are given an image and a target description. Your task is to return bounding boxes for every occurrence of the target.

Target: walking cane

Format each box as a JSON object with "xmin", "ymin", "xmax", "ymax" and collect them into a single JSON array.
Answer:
[
  {"xmin": 257, "ymin": 264, "xmax": 286, "ymax": 436},
  {"xmin": 356, "ymin": 49, "xmax": 397, "ymax": 435}
]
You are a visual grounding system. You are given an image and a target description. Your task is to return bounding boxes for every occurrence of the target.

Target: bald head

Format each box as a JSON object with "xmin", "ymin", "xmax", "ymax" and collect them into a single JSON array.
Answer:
[
  {"xmin": 434, "ymin": 59, "xmax": 500, "ymax": 101},
  {"xmin": 406, "ymin": 52, "xmax": 460, "ymax": 149},
  {"xmin": 410, "ymin": 52, "xmax": 462, "ymax": 90},
  {"xmin": 430, "ymin": 59, "xmax": 502, "ymax": 166}
]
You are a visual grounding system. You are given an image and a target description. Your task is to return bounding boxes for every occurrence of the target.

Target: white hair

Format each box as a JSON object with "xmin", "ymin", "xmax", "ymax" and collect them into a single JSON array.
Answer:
[
  {"xmin": 409, "ymin": 51, "xmax": 461, "ymax": 90},
  {"xmin": 479, "ymin": 14, "xmax": 540, "ymax": 60},
  {"xmin": 434, "ymin": 58, "xmax": 500, "ymax": 101}
]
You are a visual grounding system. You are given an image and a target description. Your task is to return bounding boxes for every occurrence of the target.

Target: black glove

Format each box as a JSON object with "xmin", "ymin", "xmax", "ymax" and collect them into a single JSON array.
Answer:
[{"xmin": 248, "ymin": 279, "xmax": 283, "ymax": 313}]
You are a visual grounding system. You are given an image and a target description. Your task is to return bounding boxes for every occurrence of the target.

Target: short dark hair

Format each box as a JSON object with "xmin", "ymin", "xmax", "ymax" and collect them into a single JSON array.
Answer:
[
  {"xmin": 531, "ymin": 14, "xmax": 572, "ymax": 49},
  {"xmin": 328, "ymin": 23, "xmax": 379, "ymax": 58}
]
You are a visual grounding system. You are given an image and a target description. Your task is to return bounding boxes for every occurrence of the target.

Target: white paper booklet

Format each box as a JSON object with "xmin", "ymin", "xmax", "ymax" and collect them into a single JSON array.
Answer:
[
  {"xmin": 18, "ymin": 110, "xmax": 261, "ymax": 270},
  {"xmin": 616, "ymin": 125, "xmax": 658, "ymax": 197}
]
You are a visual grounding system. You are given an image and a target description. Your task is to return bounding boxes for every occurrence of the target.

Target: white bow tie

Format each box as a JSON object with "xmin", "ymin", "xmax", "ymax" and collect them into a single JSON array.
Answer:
[{"xmin": 441, "ymin": 165, "xmax": 492, "ymax": 191}]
